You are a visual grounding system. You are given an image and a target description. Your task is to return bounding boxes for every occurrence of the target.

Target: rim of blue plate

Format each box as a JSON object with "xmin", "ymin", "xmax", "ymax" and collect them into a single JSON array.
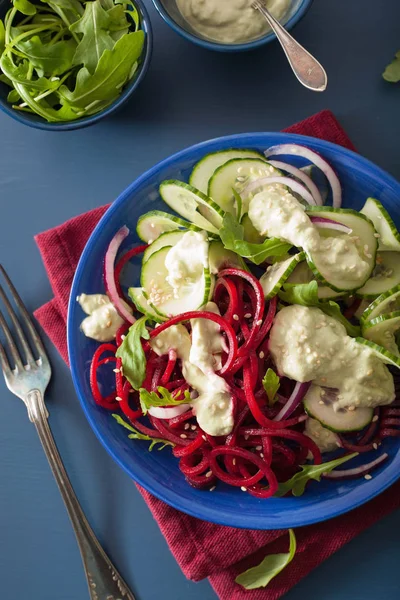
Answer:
[
  {"xmin": 68, "ymin": 132, "xmax": 400, "ymax": 529},
  {"xmin": 0, "ymin": 0, "xmax": 153, "ymax": 131},
  {"xmin": 151, "ymin": 0, "xmax": 313, "ymax": 52}
]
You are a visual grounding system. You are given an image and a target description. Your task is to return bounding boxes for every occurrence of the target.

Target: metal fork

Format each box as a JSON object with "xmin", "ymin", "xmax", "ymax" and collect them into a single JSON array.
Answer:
[{"xmin": 0, "ymin": 265, "xmax": 135, "ymax": 600}]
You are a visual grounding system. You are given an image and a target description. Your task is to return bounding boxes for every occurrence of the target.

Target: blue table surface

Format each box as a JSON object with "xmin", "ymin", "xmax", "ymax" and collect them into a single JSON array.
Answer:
[{"xmin": 1, "ymin": 1, "xmax": 400, "ymax": 598}]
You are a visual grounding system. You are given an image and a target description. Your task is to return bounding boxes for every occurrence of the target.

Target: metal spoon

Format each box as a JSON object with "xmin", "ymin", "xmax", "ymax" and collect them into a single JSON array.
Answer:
[{"xmin": 252, "ymin": 1, "xmax": 327, "ymax": 92}]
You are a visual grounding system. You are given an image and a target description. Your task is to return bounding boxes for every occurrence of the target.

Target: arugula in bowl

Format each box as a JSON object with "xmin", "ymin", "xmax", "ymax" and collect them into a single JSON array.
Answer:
[{"xmin": 0, "ymin": 0, "xmax": 145, "ymax": 122}]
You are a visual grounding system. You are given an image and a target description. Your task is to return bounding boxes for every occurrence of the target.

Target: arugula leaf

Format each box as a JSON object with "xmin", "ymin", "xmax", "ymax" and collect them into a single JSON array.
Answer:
[
  {"xmin": 278, "ymin": 281, "xmax": 361, "ymax": 337},
  {"xmin": 262, "ymin": 368, "xmax": 280, "ymax": 405},
  {"xmin": 112, "ymin": 414, "xmax": 173, "ymax": 451},
  {"xmin": 219, "ymin": 213, "xmax": 292, "ymax": 266},
  {"xmin": 59, "ymin": 30, "xmax": 144, "ymax": 108},
  {"xmin": 383, "ymin": 50, "xmax": 400, "ymax": 83},
  {"xmin": 275, "ymin": 453, "xmax": 358, "ymax": 497},
  {"xmin": 116, "ymin": 315, "xmax": 149, "ymax": 390},
  {"xmin": 0, "ymin": 20, "xmax": 5, "ymax": 57},
  {"xmin": 14, "ymin": 0, "xmax": 37, "ymax": 15},
  {"xmin": 16, "ymin": 35, "xmax": 76, "ymax": 76},
  {"xmin": 139, "ymin": 386, "xmax": 191, "ymax": 415},
  {"xmin": 40, "ymin": 0, "xmax": 84, "ymax": 28},
  {"xmin": 232, "ymin": 188, "xmax": 242, "ymax": 220},
  {"xmin": 70, "ymin": 0, "xmax": 115, "ymax": 74},
  {"xmin": 0, "ymin": 55, "xmax": 62, "ymax": 90},
  {"xmin": 7, "ymin": 88, "xmax": 20, "ymax": 102},
  {"xmin": 235, "ymin": 529, "xmax": 296, "ymax": 590}
]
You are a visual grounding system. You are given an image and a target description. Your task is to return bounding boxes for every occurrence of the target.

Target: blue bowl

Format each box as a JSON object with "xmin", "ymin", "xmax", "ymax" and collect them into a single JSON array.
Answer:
[
  {"xmin": 151, "ymin": 0, "xmax": 313, "ymax": 52},
  {"xmin": 0, "ymin": 0, "xmax": 152, "ymax": 131},
  {"xmin": 68, "ymin": 132, "xmax": 400, "ymax": 529}
]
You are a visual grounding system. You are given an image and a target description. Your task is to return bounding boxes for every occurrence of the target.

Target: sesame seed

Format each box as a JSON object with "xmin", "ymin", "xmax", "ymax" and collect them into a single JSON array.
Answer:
[
  {"xmin": 241, "ymin": 486, "xmax": 247, "ymax": 492},
  {"xmin": 374, "ymin": 233, "xmax": 381, "ymax": 238},
  {"xmin": 205, "ymin": 470, "xmax": 213, "ymax": 478},
  {"xmin": 244, "ymin": 313, "xmax": 252, "ymax": 319},
  {"xmin": 233, "ymin": 458, "xmax": 236, "ymax": 465},
  {"xmin": 372, "ymin": 415, "xmax": 379, "ymax": 422},
  {"xmin": 257, "ymin": 319, "xmax": 263, "ymax": 326},
  {"xmin": 256, "ymin": 445, "xmax": 262, "ymax": 451},
  {"xmin": 106, "ymin": 321, "xmax": 112, "ymax": 327},
  {"xmin": 115, "ymin": 396, "xmax": 122, "ymax": 402},
  {"xmin": 191, "ymin": 425, "xmax": 197, "ymax": 431},
  {"xmin": 233, "ymin": 314, "xmax": 239, "ymax": 321},
  {"xmin": 260, "ymin": 453, "xmax": 264, "ymax": 458},
  {"xmin": 373, "ymin": 442, "xmax": 378, "ymax": 450},
  {"xmin": 348, "ymin": 405, "xmax": 356, "ymax": 412},
  {"xmin": 113, "ymin": 368, "xmax": 120, "ymax": 373},
  {"xmin": 364, "ymin": 474, "xmax": 372, "ymax": 480},
  {"xmin": 259, "ymin": 351, "xmax": 265, "ymax": 359},
  {"xmin": 319, "ymin": 400, "xmax": 325, "ymax": 405},
  {"xmin": 180, "ymin": 434, "xmax": 187, "ymax": 439},
  {"xmin": 209, "ymin": 486, "xmax": 216, "ymax": 492},
  {"xmin": 121, "ymin": 335, "xmax": 126, "ymax": 340},
  {"xmin": 336, "ymin": 441, "xmax": 342, "ymax": 448},
  {"xmin": 244, "ymin": 435, "xmax": 249, "ymax": 440},
  {"xmin": 184, "ymin": 423, "xmax": 190, "ymax": 430},
  {"xmin": 202, "ymin": 435, "xmax": 207, "ymax": 441}
]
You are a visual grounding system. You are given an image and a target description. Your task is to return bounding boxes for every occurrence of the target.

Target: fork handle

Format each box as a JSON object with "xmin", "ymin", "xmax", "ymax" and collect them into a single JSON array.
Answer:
[{"xmin": 27, "ymin": 389, "xmax": 136, "ymax": 600}]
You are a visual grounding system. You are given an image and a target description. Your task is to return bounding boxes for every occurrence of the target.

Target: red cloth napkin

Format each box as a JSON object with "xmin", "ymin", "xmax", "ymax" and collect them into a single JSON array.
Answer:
[{"xmin": 34, "ymin": 110, "xmax": 400, "ymax": 599}]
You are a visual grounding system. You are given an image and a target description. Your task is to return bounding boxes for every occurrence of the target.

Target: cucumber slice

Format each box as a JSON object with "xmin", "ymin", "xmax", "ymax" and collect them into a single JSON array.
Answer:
[
  {"xmin": 241, "ymin": 213, "xmax": 264, "ymax": 244},
  {"xmin": 360, "ymin": 197, "xmax": 400, "ymax": 251},
  {"xmin": 207, "ymin": 158, "xmax": 281, "ymax": 216},
  {"xmin": 128, "ymin": 287, "xmax": 166, "ymax": 322},
  {"xmin": 287, "ymin": 261, "xmax": 344, "ymax": 299},
  {"xmin": 143, "ymin": 230, "xmax": 186, "ymax": 263},
  {"xmin": 354, "ymin": 299, "xmax": 371, "ymax": 320},
  {"xmin": 260, "ymin": 253, "xmax": 305, "ymax": 299},
  {"xmin": 304, "ymin": 385, "xmax": 373, "ymax": 433},
  {"xmin": 305, "ymin": 207, "xmax": 377, "ymax": 292},
  {"xmin": 140, "ymin": 246, "xmax": 213, "ymax": 317},
  {"xmin": 159, "ymin": 180, "xmax": 223, "ymax": 233},
  {"xmin": 360, "ymin": 284, "xmax": 400, "ymax": 325},
  {"xmin": 362, "ymin": 311, "xmax": 400, "ymax": 355},
  {"xmin": 136, "ymin": 210, "xmax": 197, "ymax": 243},
  {"xmin": 355, "ymin": 337, "xmax": 400, "ymax": 368},
  {"xmin": 189, "ymin": 149, "xmax": 265, "ymax": 194},
  {"xmin": 208, "ymin": 240, "xmax": 248, "ymax": 274},
  {"xmin": 356, "ymin": 252, "xmax": 400, "ymax": 299}
]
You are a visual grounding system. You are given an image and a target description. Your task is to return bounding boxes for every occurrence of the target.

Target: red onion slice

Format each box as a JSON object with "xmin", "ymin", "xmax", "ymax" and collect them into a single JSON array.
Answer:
[
  {"xmin": 273, "ymin": 381, "xmax": 311, "ymax": 421},
  {"xmin": 323, "ymin": 452, "xmax": 388, "ymax": 479},
  {"xmin": 104, "ymin": 226, "xmax": 136, "ymax": 325},
  {"xmin": 264, "ymin": 144, "xmax": 342, "ymax": 208},
  {"xmin": 268, "ymin": 160, "xmax": 323, "ymax": 206},
  {"xmin": 310, "ymin": 216, "xmax": 352, "ymax": 234},
  {"xmin": 148, "ymin": 404, "xmax": 191, "ymax": 419},
  {"xmin": 242, "ymin": 176, "xmax": 317, "ymax": 206}
]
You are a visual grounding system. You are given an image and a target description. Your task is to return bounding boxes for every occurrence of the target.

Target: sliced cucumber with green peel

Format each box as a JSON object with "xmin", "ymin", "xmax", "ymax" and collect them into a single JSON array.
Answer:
[
  {"xmin": 128, "ymin": 287, "xmax": 165, "ymax": 322},
  {"xmin": 208, "ymin": 240, "xmax": 248, "ymax": 274},
  {"xmin": 356, "ymin": 252, "xmax": 400, "ymax": 299},
  {"xmin": 360, "ymin": 284, "xmax": 400, "ymax": 325},
  {"xmin": 140, "ymin": 246, "xmax": 213, "ymax": 317},
  {"xmin": 287, "ymin": 261, "xmax": 345, "ymax": 299},
  {"xmin": 136, "ymin": 210, "xmax": 197, "ymax": 243},
  {"xmin": 360, "ymin": 197, "xmax": 400, "ymax": 251},
  {"xmin": 241, "ymin": 213, "xmax": 264, "ymax": 244},
  {"xmin": 143, "ymin": 230, "xmax": 186, "ymax": 263},
  {"xmin": 159, "ymin": 180, "xmax": 223, "ymax": 233},
  {"xmin": 305, "ymin": 207, "xmax": 377, "ymax": 292},
  {"xmin": 189, "ymin": 149, "xmax": 265, "ymax": 194},
  {"xmin": 362, "ymin": 311, "xmax": 400, "ymax": 355},
  {"xmin": 304, "ymin": 385, "xmax": 373, "ymax": 433},
  {"xmin": 207, "ymin": 158, "xmax": 281, "ymax": 216},
  {"xmin": 260, "ymin": 253, "xmax": 305, "ymax": 299},
  {"xmin": 355, "ymin": 337, "xmax": 400, "ymax": 368}
]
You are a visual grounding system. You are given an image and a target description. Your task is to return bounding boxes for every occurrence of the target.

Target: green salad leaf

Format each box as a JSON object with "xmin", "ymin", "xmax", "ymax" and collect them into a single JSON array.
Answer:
[
  {"xmin": 116, "ymin": 315, "xmax": 149, "ymax": 390},
  {"xmin": 0, "ymin": 55, "xmax": 61, "ymax": 90},
  {"xmin": 112, "ymin": 414, "xmax": 173, "ymax": 451},
  {"xmin": 235, "ymin": 529, "xmax": 297, "ymax": 590},
  {"xmin": 139, "ymin": 386, "xmax": 191, "ymax": 416},
  {"xmin": 40, "ymin": 0, "xmax": 84, "ymax": 28},
  {"xmin": 278, "ymin": 281, "xmax": 361, "ymax": 337},
  {"xmin": 15, "ymin": 35, "xmax": 76, "ymax": 76},
  {"xmin": 275, "ymin": 453, "xmax": 358, "ymax": 497},
  {"xmin": 59, "ymin": 30, "xmax": 144, "ymax": 109},
  {"xmin": 0, "ymin": 21, "xmax": 6, "ymax": 55},
  {"xmin": 262, "ymin": 368, "xmax": 280, "ymax": 406},
  {"xmin": 70, "ymin": 1, "xmax": 115, "ymax": 73},
  {"xmin": 219, "ymin": 213, "xmax": 292, "ymax": 266},
  {"xmin": 14, "ymin": 0, "xmax": 37, "ymax": 15},
  {"xmin": 383, "ymin": 50, "xmax": 400, "ymax": 83}
]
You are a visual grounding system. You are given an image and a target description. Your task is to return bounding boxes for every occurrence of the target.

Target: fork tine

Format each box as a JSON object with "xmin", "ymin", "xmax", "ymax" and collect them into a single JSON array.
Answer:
[
  {"xmin": 0, "ymin": 340, "xmax": 12, "ymax": 377},
  {"xmin": 0, "ymin": 308, "xmax": 23, "ymax": 370},
  {"xmin": 0, "ymin": 265, "xmax": 48, "ymax": 362},
  {"xmin": 0, "ymin": 282, "xmax": 35, "ymax": 365}
]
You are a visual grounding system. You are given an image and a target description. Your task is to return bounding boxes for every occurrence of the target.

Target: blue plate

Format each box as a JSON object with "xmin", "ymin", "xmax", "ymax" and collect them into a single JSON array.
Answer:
[{"xmin": 68, "ymin": 133, "xmax": 400, "ymax": 530}]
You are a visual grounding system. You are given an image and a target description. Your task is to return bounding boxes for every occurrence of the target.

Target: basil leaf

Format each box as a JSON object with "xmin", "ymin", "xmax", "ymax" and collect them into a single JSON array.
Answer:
[
  {"xmin": 112, "ymin": 414, "xmax": 173, "ymax": 451},
  {"xmin": 139, "ymin": 386, "xmax": 191, "ymax": 415},
  {"xmin": 279, "ymin": 281, "xmax": 361, "ymax": 337},
  {"xmin": 70, "ymin": 0, "xmax": 115, "ymax": 74},
  {"xmin": 219, "ymin": 213, "xmax": 292, "ymax": 266},
  {"xmin": 116, "ymin": 315, "xmax": 149, "ymax": 390},
  {"xmin": 262, "ymin": 368, "xmax": 280, "ymax": 406},
  {"xmin": 275, "ymin": 453, "xmax": 358, "ymax": 497},
  {"xmin": 383, "ymin": 50, "xmax": 400, "ymax": 83},
  {"xmin": 235, "ymin": 529, "xmax": 296, "ymax": 590},
  {"xmin": 59, "ymin": 30, "xmax": 144, "ymax": 109},
  {"xmin": 15, "ymin": 35, "xmax": 76, "ymax": 76}
]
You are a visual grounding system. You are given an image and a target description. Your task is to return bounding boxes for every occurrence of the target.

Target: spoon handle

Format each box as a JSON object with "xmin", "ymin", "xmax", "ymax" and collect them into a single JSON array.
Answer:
[{"xmin": 253, "ymin": 2, "xmax": 327, "ymax": 92}]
